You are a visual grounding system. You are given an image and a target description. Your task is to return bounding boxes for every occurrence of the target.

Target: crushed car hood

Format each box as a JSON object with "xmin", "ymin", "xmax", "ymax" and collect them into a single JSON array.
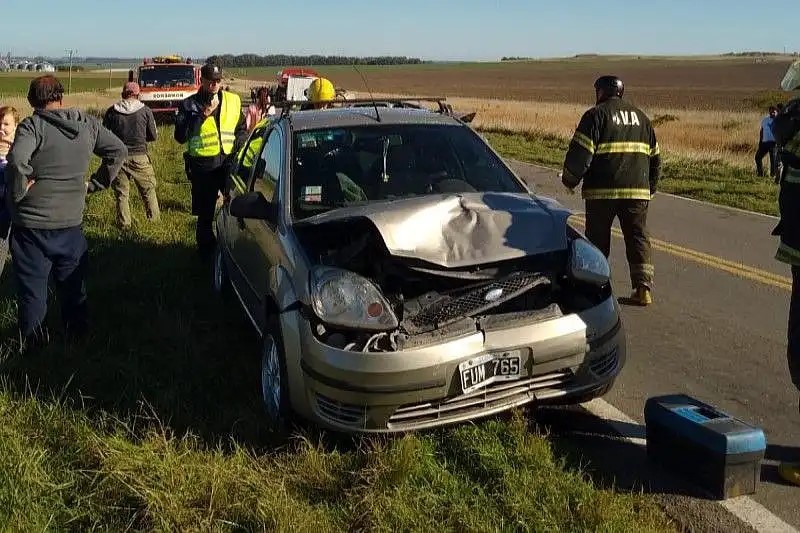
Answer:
[{"xmin": 295, "ymin": 192, "xmax": 572, "ymax": 268}]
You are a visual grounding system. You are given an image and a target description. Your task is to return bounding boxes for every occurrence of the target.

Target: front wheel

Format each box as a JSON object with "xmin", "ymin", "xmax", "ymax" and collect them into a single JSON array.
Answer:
[
  {"xmin": 212, "ymin": 243, "xmax": 230, "ymax": 295},
  {"xmin": 261, "ymin": 323, "xmax": 293, "ymax": 434}
]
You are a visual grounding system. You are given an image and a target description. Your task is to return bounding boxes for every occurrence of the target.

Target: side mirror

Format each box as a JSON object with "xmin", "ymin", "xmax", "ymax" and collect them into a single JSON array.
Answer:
[
  {"xmin": 230, "ymin": 191, "xmax": 277, "ymax": 223},
  {"xmin": 128, "ymin": 69, "xmax": 134, "ymax": 83}
]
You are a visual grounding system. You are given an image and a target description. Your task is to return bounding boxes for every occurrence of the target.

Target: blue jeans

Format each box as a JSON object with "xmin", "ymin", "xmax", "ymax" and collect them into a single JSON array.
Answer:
[{"xmin": 10, "ymin": 225, "xmax": 88, "ymax": 338}]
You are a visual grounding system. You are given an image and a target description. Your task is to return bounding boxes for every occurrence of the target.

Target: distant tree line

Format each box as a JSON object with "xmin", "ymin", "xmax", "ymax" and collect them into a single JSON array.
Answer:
[
  {"xmin": 205, "ymin": 54, "xmax": 425, "ymax": 67},
  {"xmin": 723, "ymin": 51, "xmax": 798, "ymax": 57},
  {"xmin": 501, "ymin": 56, "xmax": 532, "ymax": 61}
]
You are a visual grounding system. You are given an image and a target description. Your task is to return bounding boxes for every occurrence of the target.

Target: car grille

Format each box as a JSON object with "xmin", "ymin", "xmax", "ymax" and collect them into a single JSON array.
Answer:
[
  {"xmin": 403, "ymin": 272, "xmax": 550, "ymax": 334},
  {"xmin": 316, "ymin": 394, "xmax": 367, "ymax": 428},
  {"xmin": 386, "ymin": 370, "xmax": 574, "ymax": 430},
  {"xmin": 589, "ymin": 348, "xmax": 619, "ymax": 378}
]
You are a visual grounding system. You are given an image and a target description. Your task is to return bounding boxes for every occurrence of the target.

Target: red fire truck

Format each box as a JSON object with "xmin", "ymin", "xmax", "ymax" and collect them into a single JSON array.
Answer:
[{"xmin": 128, "ymin": 55, "xmax": 201, "ymax": 116}]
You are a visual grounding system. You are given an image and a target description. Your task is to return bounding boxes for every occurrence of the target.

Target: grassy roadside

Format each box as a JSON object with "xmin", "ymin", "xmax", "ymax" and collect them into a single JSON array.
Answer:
[
  {"xmin": 0, "ymin": 126, "xmax": 675, "ymax": 530},
  {"xmin": 482, "ymin": 128, "xmax": 780, "ymax": 216}
]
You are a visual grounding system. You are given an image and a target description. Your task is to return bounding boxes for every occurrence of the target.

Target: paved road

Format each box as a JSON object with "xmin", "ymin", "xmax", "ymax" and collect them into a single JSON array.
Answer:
[{"xmin": 508, "ymin": 160, "xmax": 799, "ymax": 530}]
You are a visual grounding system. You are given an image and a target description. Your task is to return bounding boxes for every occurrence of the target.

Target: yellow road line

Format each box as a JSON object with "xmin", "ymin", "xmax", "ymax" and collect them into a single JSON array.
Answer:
[{"xmin": 569, "ymin": 215, "xmax": 792, "ymax": 291}]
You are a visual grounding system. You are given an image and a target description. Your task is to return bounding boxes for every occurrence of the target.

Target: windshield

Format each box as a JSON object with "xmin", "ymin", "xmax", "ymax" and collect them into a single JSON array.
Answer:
[
  {"xmin": 138, "ymin": 65, "xmax": 195, "ymax": 88},
  {"xmin": 291, "ymin": 123, "xmax": 525, "ymax": 220}
]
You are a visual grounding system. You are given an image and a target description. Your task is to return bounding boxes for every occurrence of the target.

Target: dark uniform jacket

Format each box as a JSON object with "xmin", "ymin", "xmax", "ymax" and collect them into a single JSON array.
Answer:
[
  {"xmin": 174, "ymin": 90, "xmax": 247, "ymax": 175},
  {"xmin": 102, "ymin": 99, "xmax": 157, "ymax": 156},
  {"xmin": 562, "ymin": 96, "xmax": 661, "ymax": 201},
  {"xmin": 774, "ymin": 118, "xmax": 800, "ymax": 266}
]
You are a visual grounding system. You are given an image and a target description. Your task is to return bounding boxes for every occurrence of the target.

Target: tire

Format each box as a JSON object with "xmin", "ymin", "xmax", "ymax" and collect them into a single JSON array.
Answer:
[
  {"xmin": 260, "ymin": 317, "xmax": 294, "ymax": 435},
  {"xmin": 212, "ymin": 242, "xmax": 230, "ymax": 296}
]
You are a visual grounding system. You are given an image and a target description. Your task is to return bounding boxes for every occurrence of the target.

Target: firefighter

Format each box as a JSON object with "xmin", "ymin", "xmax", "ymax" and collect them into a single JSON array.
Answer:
[
  {"xmin": 174, "ymin": 63, "xmax": 247, "ymax": 260},
  {"xmin": 561, "ymin": 75, "xmax": 661, "ymax": 306},
  {"xmin": 773, "ymin": 64, "xmax": 800, "ymax": 485},
  {"xmin": 301, "ymin": 77, "xmax": 336, "ymax": 110}
]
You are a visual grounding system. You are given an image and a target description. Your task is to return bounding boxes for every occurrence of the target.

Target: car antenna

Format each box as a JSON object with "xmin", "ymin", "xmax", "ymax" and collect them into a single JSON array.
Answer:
[{"xmin": 352, "ymin": 63, "xmax": 381, "ymax": 122}]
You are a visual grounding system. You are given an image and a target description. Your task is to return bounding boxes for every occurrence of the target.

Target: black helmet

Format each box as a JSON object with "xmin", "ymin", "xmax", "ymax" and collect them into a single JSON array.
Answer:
[
  {"xmin": 200, "ymin": 63, "xmax": 223, "ymax": 81},
  {"xmin": 594, "ymin": 75, "xmax": 624, "ymax": 99}
]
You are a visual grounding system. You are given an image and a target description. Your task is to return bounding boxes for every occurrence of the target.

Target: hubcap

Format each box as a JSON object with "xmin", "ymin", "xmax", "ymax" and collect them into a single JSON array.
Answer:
[{"xmin": 261, "ymin": 335, "xmax": 282, "ymax": 420}]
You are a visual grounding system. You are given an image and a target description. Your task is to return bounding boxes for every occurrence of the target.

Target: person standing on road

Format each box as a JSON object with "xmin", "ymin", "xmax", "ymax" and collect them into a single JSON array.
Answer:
[
  {"xmin": 771, "ymin": 67, "xmax": 800, "ymax": 484},
  {"xmin": 102, "ymin": 81, "xmax": 160, "ymax": 229},
  {"xmin": 174, "ymin": 63, "xmax": 247, "ymax": 260},
  {"xmin": 755, "ymin": 106, "xmax": 779, "ymax": 179},
  {"xmin": 561, "ymin": 75, "xmax": 661, "ymax": 306},
  {"xmin": 6, "ymin": 75, "xmax": 127, "ymax": 351}
]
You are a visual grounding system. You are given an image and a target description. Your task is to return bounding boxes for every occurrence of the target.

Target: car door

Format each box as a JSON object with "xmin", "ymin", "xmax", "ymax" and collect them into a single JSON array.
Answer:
[
  {"xmin": 231, "ymin": 124, "xmax": 285, "ymax": 333},
  {"xmin": 222, "ymin": 120, "xmax": 271, "ymax": 300}
]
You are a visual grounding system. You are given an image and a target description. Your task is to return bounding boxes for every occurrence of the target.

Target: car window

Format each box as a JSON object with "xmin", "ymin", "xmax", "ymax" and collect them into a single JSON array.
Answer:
[
  {"xmin": 252, "ymin": 127, "xmax": 283, "ymax": 204},
  {"xmin": 233, "ymin": 123, "xmax": 269, "ymax": 193},
  {"xmin": 290, "ymin": 124, "xmax": 524, "ymax": 220}
]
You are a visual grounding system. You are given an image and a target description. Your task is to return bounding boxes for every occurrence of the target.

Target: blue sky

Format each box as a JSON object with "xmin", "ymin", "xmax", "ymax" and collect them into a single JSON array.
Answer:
[{"xmin": 2, "ymin": 0, "xmax": 797, "ymax": 61}]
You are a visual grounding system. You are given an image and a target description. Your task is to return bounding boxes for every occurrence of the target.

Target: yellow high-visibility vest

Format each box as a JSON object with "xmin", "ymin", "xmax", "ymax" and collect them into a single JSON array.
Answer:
[{"xmin": 187, "ymin": 91, "xmax": 241, "ymax": 157}]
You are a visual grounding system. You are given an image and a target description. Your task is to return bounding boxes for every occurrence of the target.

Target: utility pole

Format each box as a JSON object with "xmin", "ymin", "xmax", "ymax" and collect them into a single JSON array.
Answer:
[{"xmin": 65, "ymin": 48, "xmax": 76, "ymax": 94}]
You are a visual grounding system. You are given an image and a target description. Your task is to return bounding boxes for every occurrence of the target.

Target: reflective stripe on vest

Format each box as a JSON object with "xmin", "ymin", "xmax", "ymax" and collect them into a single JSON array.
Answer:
[
  {"xmin": 595, "ymin": 141, "xmax": 653, "ymax": 156},
  {"xmin": 582, "ymin": 188, "xmax": 653, "ymax": 201},
  {"xmin": 187, "ymin": 91, "xmax": 241, "ymax": 157}
]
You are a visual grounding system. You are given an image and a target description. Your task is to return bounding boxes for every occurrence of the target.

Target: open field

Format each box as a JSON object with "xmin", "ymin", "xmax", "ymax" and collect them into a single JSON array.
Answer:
[
  {"xmin": 347, "ymin": 91, "xmax": 764, "ymax": 168},
  {"xmin": 0, "ymin": 126, "xmax": 674, "ymax": 531},
  {"xmin": 0, "ymin": 72, "xmax": 129, "ymax": 96},
  {"xmin": 234, "ymin": 56, "xmax": 794, "ymax": 111}
]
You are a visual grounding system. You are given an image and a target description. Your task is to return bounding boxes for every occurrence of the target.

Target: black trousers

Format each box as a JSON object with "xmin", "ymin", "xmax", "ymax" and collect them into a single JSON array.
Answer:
[
  {"xmin": 188, "ymin": 165, "xmax": 227, "ymax": 255},
  {"xmin": 789, "ymin": 266, "xmax": 800, "ymax": 391},
  {"xmin": 10, "ymin": 225, "xmax": 88, "ymax": 339},
  {"xmin": 585, "ymin": 199, "xmax": 654, "ymax": 289},
  {"xmin": 756, "ymin": 141, "xmax": 778, "ymax": 177}
]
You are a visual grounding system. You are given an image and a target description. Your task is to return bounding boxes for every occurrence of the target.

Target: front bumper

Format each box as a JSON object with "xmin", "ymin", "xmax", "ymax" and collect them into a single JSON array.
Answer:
[{"xmin": 281, "ymin": 296, "xmax": 625, "ymax": 433}]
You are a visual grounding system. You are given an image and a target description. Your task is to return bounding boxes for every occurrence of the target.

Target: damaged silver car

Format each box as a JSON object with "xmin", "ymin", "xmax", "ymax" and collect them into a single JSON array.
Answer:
[{"xmin": 213, "ymin": 100, "xmax": 625, "ymax": 433}]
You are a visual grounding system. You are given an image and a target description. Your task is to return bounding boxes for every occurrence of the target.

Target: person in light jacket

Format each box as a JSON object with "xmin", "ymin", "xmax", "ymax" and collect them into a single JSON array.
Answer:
[{"xmin": 102, "ymin": 81, "xmax": 160, "ymax": 228}]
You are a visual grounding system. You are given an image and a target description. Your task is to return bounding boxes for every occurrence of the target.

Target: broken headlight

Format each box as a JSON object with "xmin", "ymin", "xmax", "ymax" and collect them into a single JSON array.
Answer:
[
  {"xmin": 569, "ymin": 238, "xmax": 610, "ymax": 285},
  {"xmin": 310, "ymin": 266, "xmax": 399, "ymax": 331}
]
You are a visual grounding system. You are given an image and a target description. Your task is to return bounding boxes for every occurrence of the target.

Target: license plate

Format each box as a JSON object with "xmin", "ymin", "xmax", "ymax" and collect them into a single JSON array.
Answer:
[{"xmin": 459, "ymin": 350, "xmax": 523, "ymax": 394}]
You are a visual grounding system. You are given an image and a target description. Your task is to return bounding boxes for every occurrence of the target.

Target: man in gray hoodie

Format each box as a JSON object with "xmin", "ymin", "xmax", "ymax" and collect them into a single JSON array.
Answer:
[
  {"xmin": 102, "ymin": 81, "xmax": 160, "ymax": 228},
  {"xmin": 6, "ymin": 75, "xmax": 127, "ymax": 350}
]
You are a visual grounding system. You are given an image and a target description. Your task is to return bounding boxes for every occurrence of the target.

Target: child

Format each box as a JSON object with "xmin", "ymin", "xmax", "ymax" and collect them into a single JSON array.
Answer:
[{"xmin": 0, "ymin": 105, "xmax": 20, "ymax": 278}]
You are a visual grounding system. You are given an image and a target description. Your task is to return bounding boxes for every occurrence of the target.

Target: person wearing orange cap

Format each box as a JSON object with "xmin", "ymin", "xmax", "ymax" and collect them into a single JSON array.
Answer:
[{"xmin": 102, "ymin": 81, "xmax": 160, "ymax": 229}]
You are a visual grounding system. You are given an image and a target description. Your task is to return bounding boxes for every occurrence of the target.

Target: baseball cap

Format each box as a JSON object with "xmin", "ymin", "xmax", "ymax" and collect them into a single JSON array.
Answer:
[
  {"xmin": 201, "ymin": 63, "xmax": 223, "ymax": 81},
  {"xmin": 123, "ymin": 81, "xmax": 140, "ymax": 96}
]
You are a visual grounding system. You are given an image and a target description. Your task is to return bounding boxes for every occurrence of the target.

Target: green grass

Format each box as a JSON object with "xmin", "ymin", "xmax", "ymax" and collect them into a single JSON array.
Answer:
[
  {"xmin": 0, "ymin": 73, "xmax": 128, "ymax": 96},
  {"xmin": 482, "ymin": 129, "xmax": 780, "ymax": 216},
  {"xmin": 0, "ymin": 126, "xmax": 675, "ymax": 530}
]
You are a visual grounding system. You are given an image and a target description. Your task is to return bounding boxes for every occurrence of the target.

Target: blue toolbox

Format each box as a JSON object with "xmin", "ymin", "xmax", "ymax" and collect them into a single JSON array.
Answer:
[{"xmin": 644, "ymin": 394, "xmax": 766, "ymax": 500}]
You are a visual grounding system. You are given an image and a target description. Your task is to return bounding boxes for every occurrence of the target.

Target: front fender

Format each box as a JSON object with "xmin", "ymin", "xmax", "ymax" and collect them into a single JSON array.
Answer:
[{"xmin": 269, "ymin": 264, "xmax": 300, "ymax": 312}]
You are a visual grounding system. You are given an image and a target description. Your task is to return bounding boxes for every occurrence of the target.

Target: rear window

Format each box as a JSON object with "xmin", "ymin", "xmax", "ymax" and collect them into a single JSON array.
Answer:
[{"xmin": 291, "ymin": 124, "xmax": 524, "ymax": 220}]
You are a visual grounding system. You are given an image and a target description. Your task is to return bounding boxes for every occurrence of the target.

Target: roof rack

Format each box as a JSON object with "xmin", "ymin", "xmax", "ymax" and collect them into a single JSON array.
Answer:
[{"xmin": 274, "ymin": 97, "xmax": 452, "ymax": 119}]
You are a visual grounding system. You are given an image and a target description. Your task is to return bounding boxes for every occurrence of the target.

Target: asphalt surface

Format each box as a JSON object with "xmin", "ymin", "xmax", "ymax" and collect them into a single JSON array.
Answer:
[{"xmin": 508, "ymin": 160, "xmax": 799, "ymax": 531}]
